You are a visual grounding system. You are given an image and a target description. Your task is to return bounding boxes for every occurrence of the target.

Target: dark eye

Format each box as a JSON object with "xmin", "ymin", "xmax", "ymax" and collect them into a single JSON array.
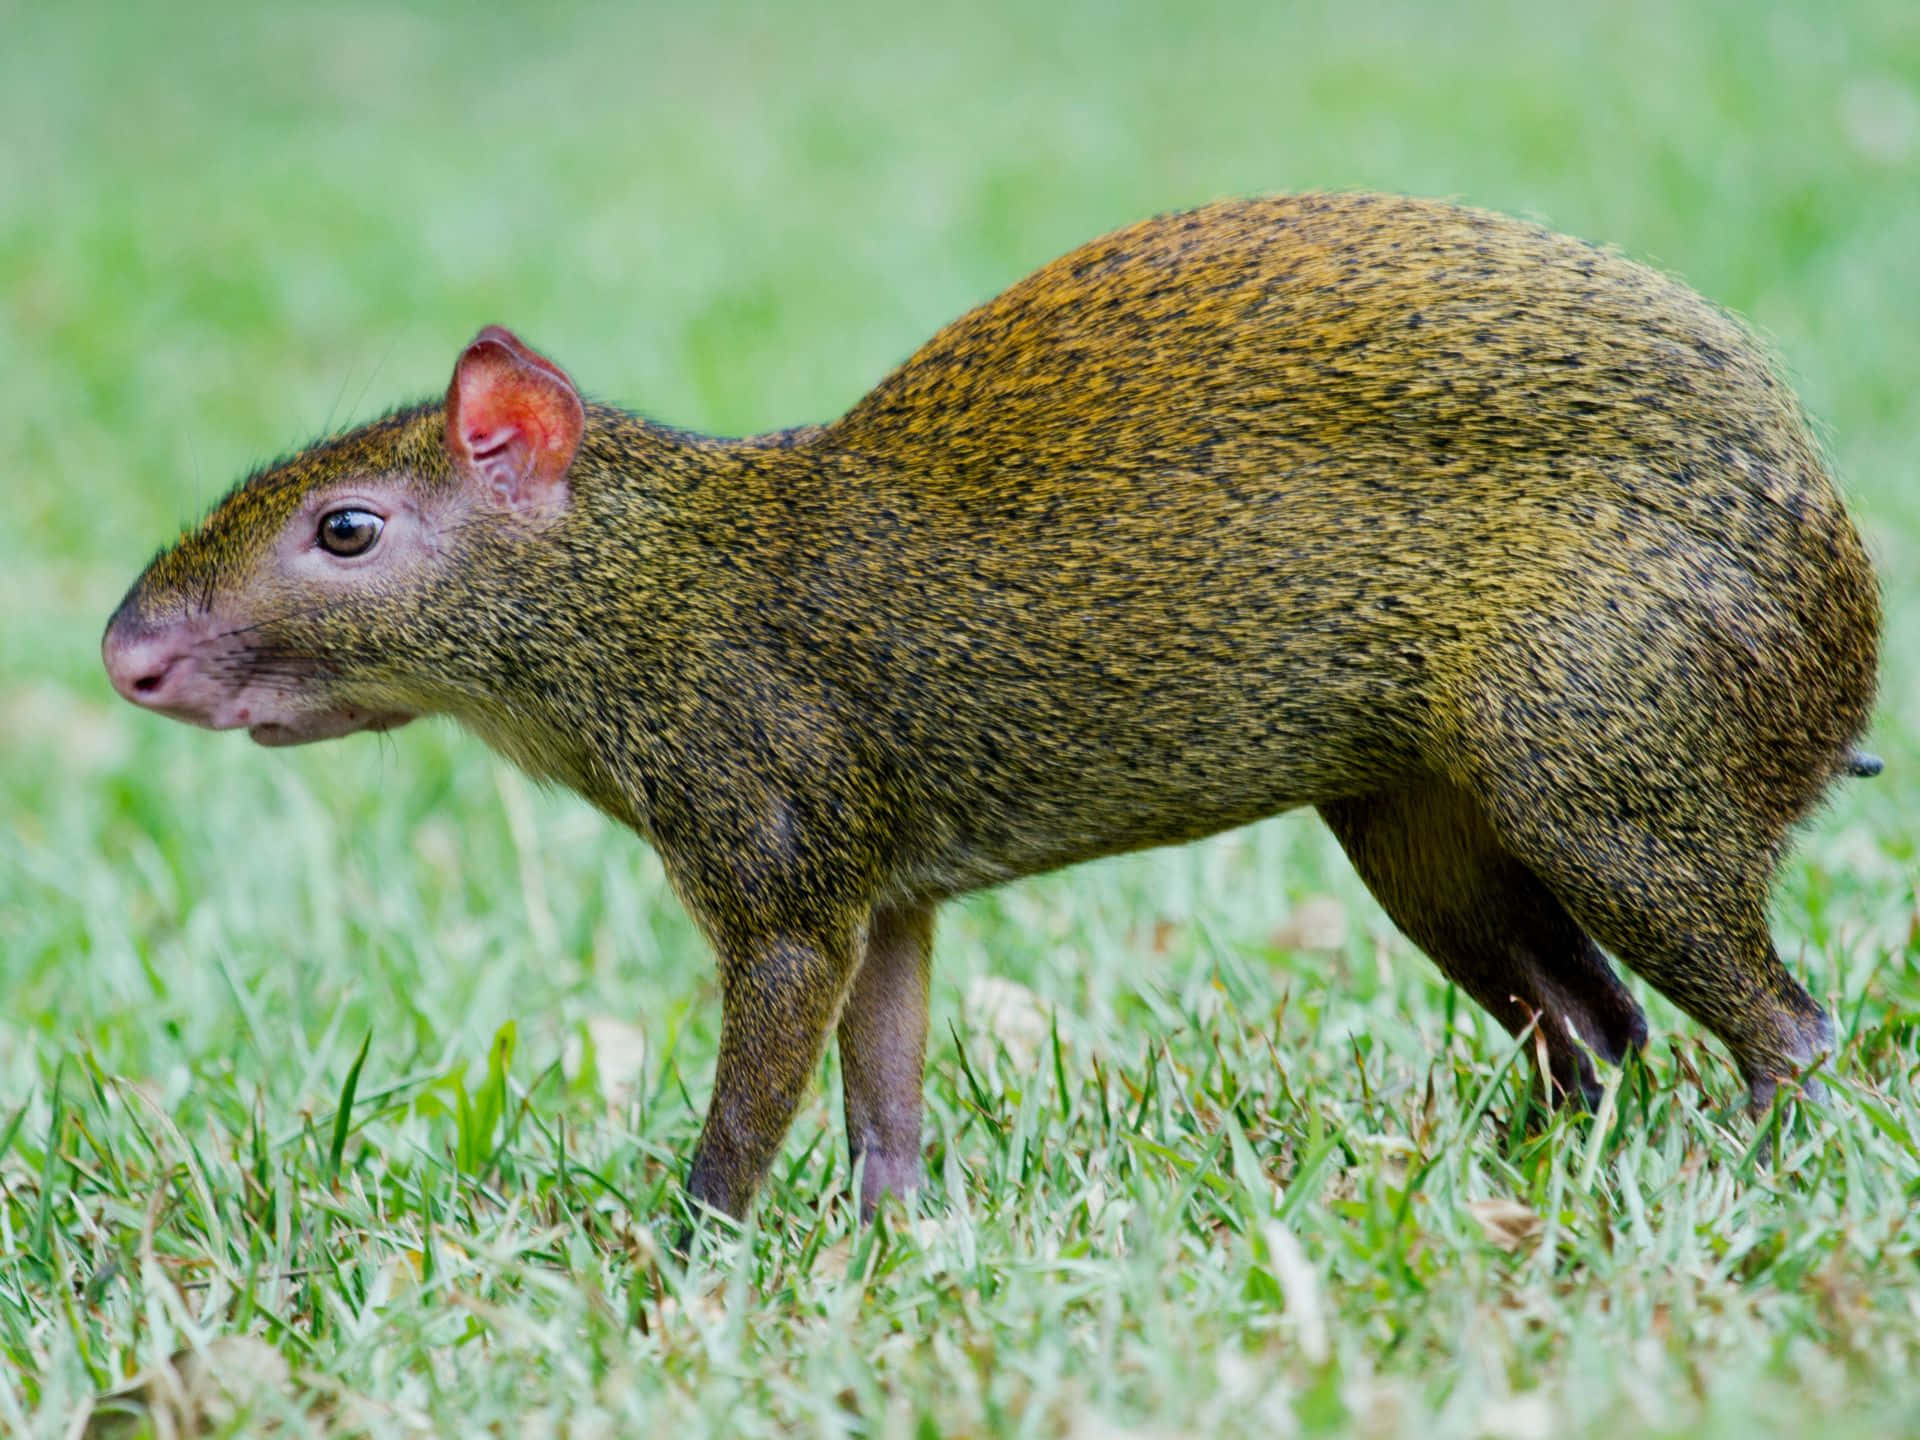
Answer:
[{"xmin": 319, "ymin": 508, "xmax": 383, "ymax": 556}]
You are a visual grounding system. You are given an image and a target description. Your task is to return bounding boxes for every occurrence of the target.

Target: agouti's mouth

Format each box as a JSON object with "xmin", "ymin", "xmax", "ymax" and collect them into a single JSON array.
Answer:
[{"xmin": 248, "ymin": 711, "xmax": 417, "ymax": 747}]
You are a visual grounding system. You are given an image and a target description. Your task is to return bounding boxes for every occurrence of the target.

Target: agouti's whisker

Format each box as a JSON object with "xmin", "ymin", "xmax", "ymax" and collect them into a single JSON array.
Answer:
[{"xmin": 212, "ymin": 602, "xmax": 340, "ymax": 642}]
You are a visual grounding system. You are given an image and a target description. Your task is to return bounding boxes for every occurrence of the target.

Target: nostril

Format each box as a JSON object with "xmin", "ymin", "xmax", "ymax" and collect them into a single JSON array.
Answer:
[{"xmin": 104, "ymin": 634, "xmax": 183, "ymax": 706}]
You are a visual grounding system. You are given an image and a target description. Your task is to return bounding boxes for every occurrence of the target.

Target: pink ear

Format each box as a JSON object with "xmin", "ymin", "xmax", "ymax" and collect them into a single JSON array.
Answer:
[{"xmin": 445, "ymin": 326, "xmax": 585, "ymax": 518}]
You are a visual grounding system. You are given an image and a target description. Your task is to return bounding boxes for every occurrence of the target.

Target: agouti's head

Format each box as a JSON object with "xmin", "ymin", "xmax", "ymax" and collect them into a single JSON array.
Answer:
[{"xmin": 103, "ymin": 327, "xmax": 586, "ymax": 746}]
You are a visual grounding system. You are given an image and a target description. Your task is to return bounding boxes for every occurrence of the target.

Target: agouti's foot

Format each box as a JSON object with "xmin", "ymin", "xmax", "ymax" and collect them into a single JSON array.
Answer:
[
  {"xmin": 1742, "ymin": 1005, "xmax": 1836, "ymax": 1112},
  {"xmin": 854, "ymin": 1150, "xmax": 925, "ymax": 1223},
  {"xmin": 1533, "ymin": 958, "xmax": 1650, "ymax": 1111}
]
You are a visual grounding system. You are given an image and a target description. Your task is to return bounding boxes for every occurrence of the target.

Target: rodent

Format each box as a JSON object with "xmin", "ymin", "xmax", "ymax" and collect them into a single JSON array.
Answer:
[{"xmin": 102, "ymin": 192, "xmax": 1882, "ymax": 1225}]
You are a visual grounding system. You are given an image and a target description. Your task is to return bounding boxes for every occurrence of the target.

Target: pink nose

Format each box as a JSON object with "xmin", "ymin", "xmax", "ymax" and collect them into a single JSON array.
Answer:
[{"xmin": 102, "ymin": 620, "xmax": 189, "ymax": 709}]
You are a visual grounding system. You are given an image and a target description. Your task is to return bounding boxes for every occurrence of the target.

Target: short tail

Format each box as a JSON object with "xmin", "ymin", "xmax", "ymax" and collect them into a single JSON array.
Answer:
[{"xmin": 1846, "ymin": 749, "xmax": 1884, "ymax": 779}]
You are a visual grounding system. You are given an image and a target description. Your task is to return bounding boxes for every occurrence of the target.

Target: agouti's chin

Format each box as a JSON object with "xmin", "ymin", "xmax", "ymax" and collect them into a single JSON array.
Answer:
[{"xmin": 247, "ymin": 711, "xmax": 416, "ymax": 747}]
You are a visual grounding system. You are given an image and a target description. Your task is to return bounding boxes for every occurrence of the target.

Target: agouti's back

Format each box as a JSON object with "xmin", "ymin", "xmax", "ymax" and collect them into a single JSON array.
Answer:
[
  {"xmin": 104, "ymin": 192, "xmax": 1882, "ymax": 1224},
  {"xmin": 806, "ymin": 194, "xmax": 1876, "ymax": 894}
]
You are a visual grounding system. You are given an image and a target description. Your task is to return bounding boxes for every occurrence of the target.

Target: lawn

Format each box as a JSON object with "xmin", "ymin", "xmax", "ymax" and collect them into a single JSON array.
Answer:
[{"xmin": 4, "ymin": 0, "xmax": 1918, "ymax": 1434}]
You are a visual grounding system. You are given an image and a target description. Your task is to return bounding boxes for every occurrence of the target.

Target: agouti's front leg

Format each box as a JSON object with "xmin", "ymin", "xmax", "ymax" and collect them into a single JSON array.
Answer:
[
  {"xmin": 685, "ymin": 925, "xmax": 862, "ymax": 1222},
  {"xmin": 837, "ymin": 902, "xmax": 934, "ymax": 1218}
]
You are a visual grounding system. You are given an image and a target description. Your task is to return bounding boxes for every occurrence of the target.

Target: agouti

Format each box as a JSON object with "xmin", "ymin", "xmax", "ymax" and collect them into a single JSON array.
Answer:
[{"xmin": 104, "ymin": 192, "xmax": 1881, "ymax": 1224}]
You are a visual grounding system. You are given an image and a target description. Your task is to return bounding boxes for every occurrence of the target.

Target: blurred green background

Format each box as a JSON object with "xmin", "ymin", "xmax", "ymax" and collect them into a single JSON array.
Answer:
[{"xmin": 3, "ymin": 0, "xmax": 1917, "ymax": 1433}]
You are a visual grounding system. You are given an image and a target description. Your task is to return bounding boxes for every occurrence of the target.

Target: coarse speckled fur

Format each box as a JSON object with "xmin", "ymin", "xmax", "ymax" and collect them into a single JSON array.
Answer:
[{"xmin": 106, "ymin": 192, "xmax": 1882, "ymax": 1223}]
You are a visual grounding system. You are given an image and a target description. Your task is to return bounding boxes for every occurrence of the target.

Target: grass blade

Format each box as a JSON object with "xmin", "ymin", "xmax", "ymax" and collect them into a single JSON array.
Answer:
[{"xmin": 326, "ymin": 1030, "xmax": 372, "ymax": 1187}]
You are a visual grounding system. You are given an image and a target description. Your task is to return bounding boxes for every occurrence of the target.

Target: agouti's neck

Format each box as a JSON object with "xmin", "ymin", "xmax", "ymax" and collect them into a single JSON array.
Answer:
[
  {"xmin": 448, "ymin": 405, "xmax": 851, "ymax": 837},
  {"xmin": 568, "ymin": 404, "xmax": 842, "ymax": 525}
]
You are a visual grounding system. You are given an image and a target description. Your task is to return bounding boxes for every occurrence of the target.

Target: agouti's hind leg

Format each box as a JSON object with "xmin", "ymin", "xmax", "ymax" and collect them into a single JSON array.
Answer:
[
  {"xmin": 1320, "ymin": 783, "xmax": 1648, "ymax": 1107},
  {"xmin": 1483, "ymin": 794, "xmax": 1832, "ymax": 1110},
  {"xmin": 1459, "ymin": 609, "xmax": 1845, "ymax": 1109},
  {"xmin": 837, "ymin": 901, "xmax": 934, "ymax": 1218}
]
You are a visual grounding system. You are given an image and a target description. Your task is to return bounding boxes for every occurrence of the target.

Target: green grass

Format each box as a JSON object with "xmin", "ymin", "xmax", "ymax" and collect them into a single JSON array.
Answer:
[{"xmin": 5, "ymin": 0, "xmax": 1919, "ymax": 1433}]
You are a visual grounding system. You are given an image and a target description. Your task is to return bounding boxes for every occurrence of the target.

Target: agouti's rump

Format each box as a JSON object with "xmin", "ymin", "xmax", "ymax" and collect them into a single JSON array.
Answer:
[{"xmin": 103, "ymin": 193, "xmax": 1880, "ymax": 1222}]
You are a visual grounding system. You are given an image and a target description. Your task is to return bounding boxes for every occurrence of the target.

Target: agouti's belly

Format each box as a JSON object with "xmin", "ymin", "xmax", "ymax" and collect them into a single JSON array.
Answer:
[{"xmin": 880, "ymin": 656, "xmax": 1433, "ymax": 899}]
